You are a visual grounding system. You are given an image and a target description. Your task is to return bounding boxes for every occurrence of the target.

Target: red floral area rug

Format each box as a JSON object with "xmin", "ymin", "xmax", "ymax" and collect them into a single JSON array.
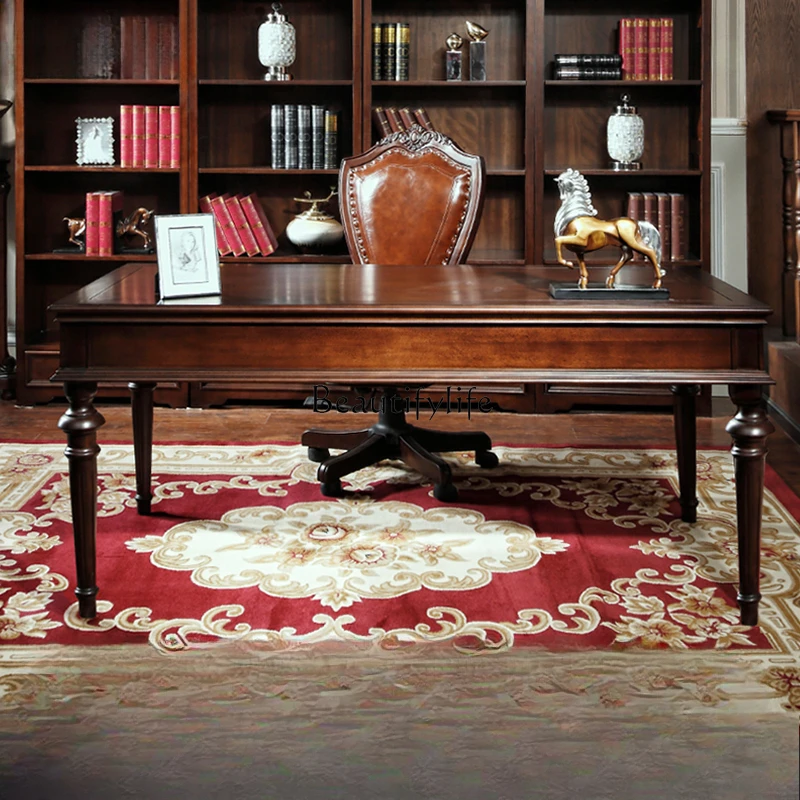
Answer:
[{"xmin": 1, "ymin": 443, "xmax": 800, "ymax": 658}]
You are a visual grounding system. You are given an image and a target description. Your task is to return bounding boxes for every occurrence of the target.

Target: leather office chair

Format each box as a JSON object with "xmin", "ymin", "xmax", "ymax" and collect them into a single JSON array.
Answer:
[{"xmin": 301, "ymin": 124, "xmax": 498, "ymax": 501}]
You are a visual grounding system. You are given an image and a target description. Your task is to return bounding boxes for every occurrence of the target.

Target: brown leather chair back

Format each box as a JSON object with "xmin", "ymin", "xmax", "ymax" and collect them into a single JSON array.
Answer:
[{"xmin": 339, "ymin": 125, "xmax": 485, "ymax": 266}]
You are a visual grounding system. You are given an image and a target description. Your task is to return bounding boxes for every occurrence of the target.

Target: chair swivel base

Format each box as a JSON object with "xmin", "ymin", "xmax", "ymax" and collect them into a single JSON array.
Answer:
[{"xmin": 301, "ymin": 405, "xmax": 498, "ymax": 502}]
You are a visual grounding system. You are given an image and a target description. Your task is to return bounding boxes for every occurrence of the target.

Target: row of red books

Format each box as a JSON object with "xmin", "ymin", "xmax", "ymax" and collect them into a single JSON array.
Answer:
[
  {"xmin": 626, "ymin": 191, "xmax": 686, "ymax": 263},
  {"xmin": 619, "ymin": 18, "xmax": 674, "ymax": 81},
  {"xmin": 120, "ymin": 105, "xmax": 180, "ymax": 169},
  {"xmin": 199, "ymin": 193, "xmax": 279, "ymax": 258},
  {"xmin": 120, "ymin": 14, "xmax": 179, "ymax": 80},
  {"xmin": 372, "ymin": 106, "xmax": 435, "ymax": 140},
  {"xmin": 84, "ymin": 191, "xmax": 124, "ymax": 256}
]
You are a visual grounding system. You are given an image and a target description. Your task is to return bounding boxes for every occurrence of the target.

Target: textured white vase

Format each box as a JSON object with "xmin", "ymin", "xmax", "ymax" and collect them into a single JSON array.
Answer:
[
  {"xmin": 607, "ymin": 95, "xmax": 644, "ymax": 170},
  {"xmin": 258, "ymin": 3, "xmax": 296, "ymax": 81},
  {"xmin": 286, "ymin": 215, "xmax": 344, "ymax": 250}
]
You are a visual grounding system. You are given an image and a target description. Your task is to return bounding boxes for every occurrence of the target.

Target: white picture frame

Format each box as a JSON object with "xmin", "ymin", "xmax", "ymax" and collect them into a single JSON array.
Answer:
[
  {"xmin": 154, "ymin": 214, "xmax": 221, "ymax": 300},
  {"xmin": 75, "ymin": 116, "xmax": 115, "ymax": 166}
]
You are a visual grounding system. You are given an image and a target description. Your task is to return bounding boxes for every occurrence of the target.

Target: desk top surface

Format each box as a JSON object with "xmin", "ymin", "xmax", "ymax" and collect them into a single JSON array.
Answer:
[{"xmin": 51, "ymin": 262, "xmax": 771, "ymax": 322}]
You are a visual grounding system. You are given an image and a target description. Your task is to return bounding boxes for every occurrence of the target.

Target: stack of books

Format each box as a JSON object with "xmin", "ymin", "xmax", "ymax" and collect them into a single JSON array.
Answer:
[
  {"xmin": 199, "ymin": 193, "xmax": 279, "ymax": 258},
  {"xmin": 120, "ymin": 14, "xmax": 179, "ymax": 80},
  {"xmin": 619, "ymin": 18, "xmax": 674, "ymax": 81},
  {"xmin": 371, "ymin": 22, "xmax": 411, "ymax": 81},
  {"xmin": 626, "ymin": 191, "xmax": 686, "ymax": 263},
  {"xmin": 372, "ymin": 106, "xmax": 435, "ymax": 139},
  {"xmin": 270, "ymin": 105, "xmax": 338, "ymax": 170},
  {"xmin": 84, "ymin": 190, "xmax": 124, "ymax": 256},
  {"xmin": 552, "ymin": 54, "xmax": 623, "ymax": 80},
  {"xmin": 120, "ymin": 105, "xmax": 180, "ymax": 169}
]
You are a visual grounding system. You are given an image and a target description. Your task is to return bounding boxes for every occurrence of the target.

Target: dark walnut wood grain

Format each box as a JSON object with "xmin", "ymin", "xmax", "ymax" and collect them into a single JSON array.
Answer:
[{"xmin": 51, "ymin": 261, "xmax": 773, "ymax": 624}]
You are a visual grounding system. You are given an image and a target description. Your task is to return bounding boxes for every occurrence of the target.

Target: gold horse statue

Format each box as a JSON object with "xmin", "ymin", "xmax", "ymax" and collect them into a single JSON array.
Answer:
[
  {"xmin": 63, "ymin": 216, "xmax": 86, "ymax": 250},
  {"xmin": 116, "ymin": 207, "xmax": 154, "ymax": 251},
  {"xmin": 554, "ymin": 168, "xmax": 664, "ymax": 289}
]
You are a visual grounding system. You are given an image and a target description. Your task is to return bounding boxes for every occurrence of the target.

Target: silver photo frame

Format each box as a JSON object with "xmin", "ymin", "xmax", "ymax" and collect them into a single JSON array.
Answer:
[
  {"xmin": 76, "ymin": 116, "xmax": 115, "ymax": 166},
  {"xmin": 154, "ymin": 213, "xmax": 221, "ymax": 300}
]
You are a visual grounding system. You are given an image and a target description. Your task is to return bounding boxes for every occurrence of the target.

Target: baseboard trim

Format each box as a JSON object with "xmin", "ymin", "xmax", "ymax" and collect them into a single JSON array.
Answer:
[{"xmin": 767, "ymin": 398, "xmax": 800, "ymax": 446}]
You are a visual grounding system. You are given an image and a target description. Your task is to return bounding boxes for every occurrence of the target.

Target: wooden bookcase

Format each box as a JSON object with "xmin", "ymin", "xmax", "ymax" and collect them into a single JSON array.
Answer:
[{"xmin": 14, "ymin": 0, "xmax": 711, "ymax": 410}]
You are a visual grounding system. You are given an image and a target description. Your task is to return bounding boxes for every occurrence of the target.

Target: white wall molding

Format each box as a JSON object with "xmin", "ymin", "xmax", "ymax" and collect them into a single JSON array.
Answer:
[
  {"xmin": 711, "ymin": 118, "xmax": 747, "ymax": 136},
  {"xmin": 710, "ymin": 163, "xmax": 726, "ymax": 282}
]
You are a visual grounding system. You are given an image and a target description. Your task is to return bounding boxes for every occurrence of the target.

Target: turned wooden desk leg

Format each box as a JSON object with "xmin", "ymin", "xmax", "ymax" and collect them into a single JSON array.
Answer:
[
  {"xmin": 129, "ymin": 382, "xmax": 156, "ymax": 515},
  {"xmin": 671, "ymin": 384, "xmax": 699, "ymax": 523},
  {"xmin": 58, "ymin": 382, "xmax": 105, "ymax": 620},
  {"xmin": 726, "ymin": 385, "xmax": 775, "ymax": 626}
]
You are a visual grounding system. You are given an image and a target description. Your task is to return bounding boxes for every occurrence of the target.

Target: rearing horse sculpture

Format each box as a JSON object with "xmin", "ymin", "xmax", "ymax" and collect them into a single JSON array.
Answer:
[{"xmin": 553, "ymin": 168, "xmax": 664, "ymax": 289}]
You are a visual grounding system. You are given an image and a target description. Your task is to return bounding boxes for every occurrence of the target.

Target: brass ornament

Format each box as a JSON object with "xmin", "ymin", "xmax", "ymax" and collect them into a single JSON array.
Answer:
[
  {"xmin": 63, "ymin": 216, "xmax": 86, "ymax": 251},
  {"xmin": 117, "ymin": 208, "xmax": 155, "ymax": 252},
  {"xmin": 465, "ymin": 21, "xmax": 489, "ymax": 41},
  {"xmin": 446, "ymin": 33, "xmax": 463, "ymax": 51}
]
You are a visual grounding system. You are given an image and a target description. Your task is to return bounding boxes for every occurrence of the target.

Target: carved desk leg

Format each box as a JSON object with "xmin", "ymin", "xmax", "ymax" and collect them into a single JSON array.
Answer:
[
  {"xmin": 129, "ymin": 382, "xmax": 156, "ymax": 515},
  {"xmin": 58, "ymin": 382, "xmax": 105, "ymax": 619},
  {"xmin": 726, "ymin": 385, "xmax": 775, "ymax": 626},
  {"xmin": 671, "ymin": 384, "xmax": 699, "ymax": 523}
]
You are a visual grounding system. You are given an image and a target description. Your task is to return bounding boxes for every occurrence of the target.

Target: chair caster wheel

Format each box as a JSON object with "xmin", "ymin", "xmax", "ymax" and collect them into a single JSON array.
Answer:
[
  {"xmin": 308, "ymin": 447, "xmax": 330, "ymax": 463},
  {"xmin": 433, "ymin": 482, "xmax": 459, "ymax": 502},
  {"xmin": 320, "ymin": 479, "xmax": 343, "ymax": 498},
  {"xmin": 476, "ymin": 450, "xmax": 499, "ymax": 469}
]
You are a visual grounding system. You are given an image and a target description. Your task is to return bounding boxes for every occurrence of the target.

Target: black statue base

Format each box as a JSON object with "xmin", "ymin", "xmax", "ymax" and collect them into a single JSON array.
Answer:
[
  {"xmin": 118, "ymin": 246, "xmax": 155, "ymax": 255},
  {"xmin": 469, "ymin": 41, "xmax": 486, "ymax": 81},
  {"xmin": 53, "ymin": 245, "xmax": 86, "ymax": 254},
  {"xmin": 550, "ymin": 283, "xmax": 670, "ymax": 301}
]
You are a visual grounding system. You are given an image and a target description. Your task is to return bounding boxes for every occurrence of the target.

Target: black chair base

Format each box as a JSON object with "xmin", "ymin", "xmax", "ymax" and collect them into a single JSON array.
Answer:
[{"xmin": 301, "ymin": 397, "xmax": 498, "ymax": 502}]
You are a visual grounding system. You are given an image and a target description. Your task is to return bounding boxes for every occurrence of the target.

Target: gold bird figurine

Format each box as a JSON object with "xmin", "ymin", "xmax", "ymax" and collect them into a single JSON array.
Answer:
[{"xmin": 466, "ymin": 21, "xmax": 489, "ymax": 41}]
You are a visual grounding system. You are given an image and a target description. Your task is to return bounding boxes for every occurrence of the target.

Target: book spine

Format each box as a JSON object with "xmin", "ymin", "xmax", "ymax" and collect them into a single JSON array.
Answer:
[
  {"xmin": 555, "ymin": 67, "xmax": 622, "ymax": 80},
  {"xmin": 372, "ymin": 23, "xmax": 383, "ymax": 81},
  {"xmin": 120, "ymin": 15, "xmax": 134, "ymax": 79},
  {"xmin": 656, "ymin": 192, "xmax": 672, "ymax": 263},
  {"xmin": 660, "ymin": 18, "xmax": 674, "ymax": 80},
  {"xmin": 372, "ymin": 106, "xmax": 391, "ymax": 139},
  {"xmin": 85, "ymin": 192, "xmax": 101, "ymax": 256},
  {"xmin": 156, "ymin": 16, "xmax": 171, "ymax": 80},
  {"xmin": 398, "ymin": 107, "xmax": 416, "ymax": 129},
  {"xmin": 382, "ymin": 22, "xmax": 396, "ymax": 82},
  {"xmin": 323, "ymin": 110, "xmax": 338, "ymax": 170},
  {"xmin": 240, "ymin": 194, "xmax": 278, "ymax": 256},
  {"xmin": 648, "ymin": 19, "xmax": 661, "ymax": 81},
  {"xmin": 109, "ymin": 190, "xmax": 125, "ymax": 254},
  {"xmin": 199, "ymin": 193, "xmax": 233, "ymax": 256},
  {"xmin": 144, "ymin": 16, "xmax": 159, "ymax": 80},
  {"xmin": 270, "ymin": 105, "xmax": 285, "ymax": 169},
  {"xmin": 226, "ymin": 195, "xmax": 260, "ymax": 257},
  {"xmin": 98, "ymin": 192, "xmax": 112, "ymax": 256},
  {"xmin": 132, "ymin": 104, "xmax": 145, "ymax": 167},
  {"xmin": 210, "ymin": 195, "xmax": 245, "ymax": 256},
  {"xmin": 395, "ymin": 23, "xmax": 410, "ymax": 81},
  {"xmin": 120, "ymin": 104, "xmax": 133, "ymax": 167},
  {"xmin": 144, "ymin": 105, "xmax": 159, "ymax": 168},
  {"xmin": 555, "ymin": 54, "xmax": 623, "ymax": 67},
  {"xmin": 627, "ymin": 192, "xmax": 642, "ymax": 261},
  {"xmin": 633, "ymin": 18, "xmax": 648, "ymax": 81},
  {"xmin": 414, "ymin": 108, "xmax": 435, "ymax": 131},
  {"xmin": 131, "ymin": 15, "xmax": 146, "ymax": 79},
  {"xmin": 384, "ymin": 106, "xmax": 403, "ymax": 133},
  {"xmin": 311, "ymin": 105, "xmax": 325, "ymax": 169},
  {"xmin": 619, "ymin": 18, "xmax": 635, "ymax": 80},
  {"xmin": 670, "ymin": 193, "xmax": 685, "ymax": 260},
  {"xmin": 297, "ymin": 104, "xmax": 311, "ymax": 170},
  {"xmin": 158, "ymin": 106, "xmax": 171, "ymax": 168},
  {"xmin": 170, "ymin": 106, "xmax": 180, "ymax": 169},
  {"xmin": 284, "ymin": 104, "xmax": 298, "ymax": 170}
]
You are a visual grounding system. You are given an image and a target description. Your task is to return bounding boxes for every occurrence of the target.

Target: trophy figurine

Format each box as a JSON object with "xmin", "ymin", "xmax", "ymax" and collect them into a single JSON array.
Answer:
[
  {"xmin": 116, "ymin": 208, "xmax": 155, "ymax": 253},
  {"xmin": 54, "ymin": 216, "xmax": 86, "ymax": 253},
  {"xmin": 445, "ymin": 33, "xmax": 463, "ymax": 81},
  {"xmin": 466, "ymin": 20, "xmax": 489, "ymax": 81}
]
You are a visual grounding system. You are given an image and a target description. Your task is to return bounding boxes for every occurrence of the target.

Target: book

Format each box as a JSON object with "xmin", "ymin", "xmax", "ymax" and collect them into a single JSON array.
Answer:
[
  {"xmin": 311, "ymin": 105, "xmax": 325, "ymax": 169},
  {"xmin": 323, "ymin": 110, "xmax": 338, "ymax": 170},
  {"xmin": 633, "ymin": 18, "xmax": 648, "ymax": 81},
  {"xmin": 660, "ymin": 18, "xmax": 674, "ymax": 80},
  {"xmin": 199, "ymin": 193, "xmax": 233, "ymax": 256},
  {"xmin": 297, "ymin": 104, "xmax": 311, "ymax": 170},
  {"xmin": 555, "ymin": 54, "xmax": 623, "ymax": 67},
  {"xmin": 98, "ymin": 191, "xmax": 123, "ymax": 256},
  {"xmin": 284, "ymin": 104, "xmax": 298, "ymax": 170},
  {"xmin": 170, "ymin": 106, "xmax": 180, "ymax": 169},
  {"xmin": 384, "ymin": 106, "xmax": 403, "ymax": 133},
  {"xmin": 144, "ymin": 105, "xmax": 159, "ymax": 168},
  {"xmin": 619, "ymin": 18, "xmax": 635, "ymax": 80},
  {"xmin": 210, "ymin": 194, "xmax": 245, "ymax": 256},
  {"xmin": 130, "ymin": 15, "xmax": 147, "ymax": 79},
  {"xmin": 132, "ymin": 104, "xmax": 145, "ymax": 167},
  {"xmin": 395, "ymin": 23, "xmax": 410, "ymax": 81},
  {"xmin": 398, "ymin": 108, "xmax": 416, "ymax": 129},
  {"xmin": 120, "ymin": 105, "xmax": 133, "ymax": 167},
  {"xmin": 647, "ymin": 19, "xmax": 661, "ymax": 81},
  {"xmin": 414, "ymin": 108, "xmax": 435, "ymax": 131},
  {"xmin": 670, "ymin": 193, "xmax": 685, "ymax": 260},
  {"xmin": 554, "ymin": 67, "xmax": 622, "ymax": 80},
  {"xmin": 144, "ymin": 16, "xmax": 160, "ymax": 80},
  {"xmin": 271, "ymin": 105, "xmax": 285, "ymax": 169},
  {"xmin": 158, "ymin": 16, "xmax": 178, "ymax": 80},
  {"xmin": 240, "ymin": 193, "xmax": 279, "ymax": 257},
  {"xmin": 225, "ymin": 195, "xmax": 260, "ymax": 257},
  {"xmin": 372, "ymin": 106, "xmax": 391, "ymax": 139},
  {"xmin": 655, "ymin": 192, "xmax": 672, "ymax": 263},
  {"xmin": 371, "ymin": 23, "xmax": 383, "ymax": 81},
  {"xmin": 382, "ymin": 22, "xmax": 396, "ymax": 82},
  {"xmin": 85, "ymin": 192, "xmax": 101, "ymax": 256},
  {"xmin": 158, "ymin": 106, "xmax": 171, "ymax": 168},
  {"xmin": 120, "ymin": 16, "xmax": 134, "ymax": 79}
]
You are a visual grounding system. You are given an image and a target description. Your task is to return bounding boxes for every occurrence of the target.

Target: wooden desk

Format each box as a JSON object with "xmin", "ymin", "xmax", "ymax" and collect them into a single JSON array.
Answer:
[{"xmin": 51, "ymin": 263, "xmax": 774, "ymax": 625}]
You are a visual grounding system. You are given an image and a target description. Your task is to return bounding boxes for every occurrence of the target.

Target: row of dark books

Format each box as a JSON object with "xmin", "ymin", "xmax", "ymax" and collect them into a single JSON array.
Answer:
[
  {"xmin": 270, "ymin": 106, "xmax": 338, "ymax": 171},
  {"xmin": 371, "ymin": 22, "xmax": 411, "ymax": 81},
  {"xmin": 121, "ymin": 14, "xmax": 179, "ymax": 80},
  {"xmin": 626, "ymin": 191, "xmax": 686, "ymax": 263},
  {"xmin": 199, "ymin": 193, "xmax": 279, "ymax": 258},
  {"xmin": 84, "ymin": 190, "xmax": 124, "ymax": 256},
  {"xmin": 619, "ymin": 18, "xmax": 674, "ymax": 81},
  {"xmin": 372, "ymin": 106, "xmax": 435, "ymax": 139},
  {"xmin": 119, "ymin": 105, "xmax": 180, "ymax": 169},
  {"xmin": 552, "ymin": 54, "xmax": 623, "ymax": 81}
]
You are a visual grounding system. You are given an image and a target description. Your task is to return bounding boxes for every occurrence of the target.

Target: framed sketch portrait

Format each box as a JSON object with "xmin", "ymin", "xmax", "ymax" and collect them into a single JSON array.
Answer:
[
  {"xmin": 75, "ymin": 117, "xmax": 115, "ymax": 166},
  {"xmin": 154, "ymin": 213, "xmax": 221, "ymax": 300}
]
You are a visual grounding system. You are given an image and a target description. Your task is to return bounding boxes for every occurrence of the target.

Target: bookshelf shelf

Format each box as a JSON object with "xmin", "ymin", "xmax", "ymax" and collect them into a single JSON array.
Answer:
[
  {"xmin": 543, "ymin": 169, "xmax": 703, "ymax": 177},
  {"xmin": 544, "ymin": 80, "xmax": 702, "ymax": 88},
  {"xmin": 25, "ymin": 254, "xmax": 158, "ymax": 262},
  {"xmin": 371, "ymin": 80, "xmax": 527, "ymax": 88},
  {"xmin": 25, "ymin": 166, "xmax": 180, "ymax": 174},
  {"xmin": 199, "ymin": 80, "xmax": 354, "ymax": 88},
  {"xmin": 199, "ymin": 168, "xmax": 340, "ymax": 176},
  {"xmin": 25, "ymin": 78, "xmax": 181, "ymax": 86}
]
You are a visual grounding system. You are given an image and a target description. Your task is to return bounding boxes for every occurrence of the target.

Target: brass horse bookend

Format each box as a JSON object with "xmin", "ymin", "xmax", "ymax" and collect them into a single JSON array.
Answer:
[
  {"xmin": 58, "ymin": 216, "xmax": 86, "ymax": 252},
  {"xmin": 116, "ymin": 208, "xmax": 155, "ymax": 253},
  {"xmin": 553, "ymin": 169, "xmax": 666, "ymax": 296}
]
